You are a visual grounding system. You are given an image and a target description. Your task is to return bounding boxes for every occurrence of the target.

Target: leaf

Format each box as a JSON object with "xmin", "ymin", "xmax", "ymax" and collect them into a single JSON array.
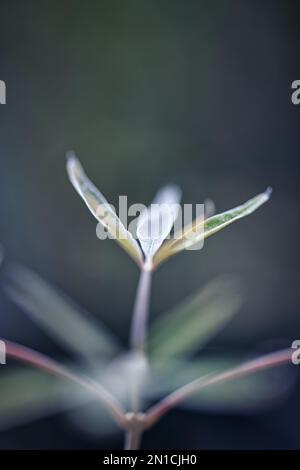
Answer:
[
  {"xmin": 154, "ymin": 188, "xmax": 272, "ymax": 266},
  {"xmin": 66, "ymin": 153, "xmax": 143, "ymax": 266},
  {"xmin": 70, "ymin": 351, "xmax": 149, "ymax": 436},
  {"xmin": 0, "ymin": 367, "xmax": 123, "ymax": 435},
  {"xmin": 136, "ymin": 185, "xmax": 181, "ymax": 266},
  {"xmin": 67, "ymin": 351, "xmax": 149, "ymax": 437},
  {"xmin": 5, "ymin": 266, "xmax": 120, "ymax": 361},
  {"xmin": 149, "ymin": 277, "xmax": 242, "ymax": 365},
  {"xmin": 5, "ymin": 340, "xmax": 126, "ymax": 427},
  {"xmin": 145, "ymin": 357, "xmax": 295, "ymax": 413},
  {"xmin": 181, "ymin": 368, "xmax": 294, "ymax": 413},
  {"xmin": 0, "ymin": 369, "xmax": 73, "ymax": 430},
  {"xmin": 0, "ymin": 352, "xmax": 149, "ymax": 433},
  {"xmin": 67, "ymin": 401, "xmax": 121, "ymax": 437},
  {"xmin": 146, "ymin": 348, "xmax": 292, "ymax": 425}
]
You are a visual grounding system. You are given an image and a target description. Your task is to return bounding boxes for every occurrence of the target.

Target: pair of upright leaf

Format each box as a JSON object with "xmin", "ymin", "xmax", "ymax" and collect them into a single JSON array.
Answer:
[{"xmin": 66, "ymin": 153, "xmax": 272, "ymax": 270}]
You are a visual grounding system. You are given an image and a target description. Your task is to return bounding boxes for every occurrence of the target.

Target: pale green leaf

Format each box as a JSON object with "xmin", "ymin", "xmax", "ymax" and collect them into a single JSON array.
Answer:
[
  {"xmin": 149, "ymin": 277, "xmax": 242, "ymax": 364},
  {"xmin": 66, "ymin": 153, "xmax": 143, "ymax": 266},
  {"xmin": 146, "ymin": 357, "xmax": 294, "ymax": 413},
  {"xmin": 0, "ymin": 369, "xmax": 72, "ymax": 430},
  {"xmin": 67, "ymin": 401, "xmax": 121, "ymax": 437},
  {"xmin": 155, "ymin": 188, "xmax": 272, "ymax": 265},
  {"xmin": 0, "ymin": 367, "xmax": 122, "ymax": 434},
  {"xmin": 69, "ymin": 351, "xmax": 150, "ymax": 436},
  {"xmin": 5, "ymin": 266, "xmax": 120, "ymax": 360}
]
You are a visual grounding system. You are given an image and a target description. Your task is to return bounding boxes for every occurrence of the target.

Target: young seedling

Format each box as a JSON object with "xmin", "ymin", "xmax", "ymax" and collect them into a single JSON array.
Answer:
[{"xmin": 1, "ymin": 155, "xmax": 292, "ymax": 449}]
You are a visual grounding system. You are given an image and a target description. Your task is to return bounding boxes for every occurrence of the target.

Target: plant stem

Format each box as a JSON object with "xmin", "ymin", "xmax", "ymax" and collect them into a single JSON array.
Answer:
[
  {"xmin": 130, "ymin": 267, "xmax": 152, "ymax": 353},
  {"xmin": 124, "ymin": 429, "xmax": 142, "ymax": 450},
  {"xmin": 125, "ymin": 265, "xmax": 153, "ymax": 450}
]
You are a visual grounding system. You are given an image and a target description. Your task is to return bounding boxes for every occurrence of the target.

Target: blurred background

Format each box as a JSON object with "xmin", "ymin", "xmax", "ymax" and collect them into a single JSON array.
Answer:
[{"xmin": 0, "ymin": 0, "xmax": 299, "ymax": 449}]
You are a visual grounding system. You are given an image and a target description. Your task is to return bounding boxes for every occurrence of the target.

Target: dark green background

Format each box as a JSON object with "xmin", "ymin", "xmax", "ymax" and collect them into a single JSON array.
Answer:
[{"xmin": 0, "ymin": 0, "xmax": 299, "ymax": 449}]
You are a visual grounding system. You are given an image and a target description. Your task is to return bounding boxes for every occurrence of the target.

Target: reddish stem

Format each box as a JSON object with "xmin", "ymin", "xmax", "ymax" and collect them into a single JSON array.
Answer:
[{"xmin": 146, "ymin": 348, "xmax": 292, "ymax": 427}]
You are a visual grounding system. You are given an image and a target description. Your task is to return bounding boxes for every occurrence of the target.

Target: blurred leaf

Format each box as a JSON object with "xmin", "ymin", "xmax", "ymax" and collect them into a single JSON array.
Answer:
[
  {"xmin": 155, "ymin": 188, "xmax": 272, "ymax": 265},
  {"xmin": 0, "ymin": 366, "xmax": 123, "ymax": 434},
  {"xmin": 5, "ymin": 266, "xmax": 120, "ymax": 361},
  {"xmin": 136, "ymin": 185, "xmax": 181, "ymax": 266},
  {"xmin": 66, "ymin": 153, "xmax": 143, "ymax": 266},
  {"xmin": 97, "ymin": 351, "xmax": 149, "ymax": 410},
  {"xmin": 4, "ymin": 339, "xmax": 130, "ymax": 429},
  {"xmin": 146, "ymin": 356, "xmax": 294, "ymax": 413},
  {"xmin": 149, "ymin": 277, "xmax": 242, "ymax": 364},
  {"xmin": 69, "ymin": 351, "xmax": 149, "ymax": 437},
  {"xmin": 0, "ymin": 368, "xmax": 73, "ymax": 430},
  {"xmin": 146, "ymin": 349, "xmax": 293, "ymax": 425},
  {"xmin": 67, "ymin": 400, "xmax": 121, "ymax": 437}
]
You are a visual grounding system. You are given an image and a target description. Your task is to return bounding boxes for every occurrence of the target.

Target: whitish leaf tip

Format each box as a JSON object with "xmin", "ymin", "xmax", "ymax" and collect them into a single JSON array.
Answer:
[{"xmin": 265, "ymin": 186, "xmax": 272, "ymax": 198}]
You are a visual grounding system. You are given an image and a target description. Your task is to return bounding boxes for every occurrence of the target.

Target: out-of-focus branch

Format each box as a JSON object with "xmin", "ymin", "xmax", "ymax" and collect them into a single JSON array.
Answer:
[{"xmin": 146, "ymin": 348, "xmax": 292, "ymax": 427}]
